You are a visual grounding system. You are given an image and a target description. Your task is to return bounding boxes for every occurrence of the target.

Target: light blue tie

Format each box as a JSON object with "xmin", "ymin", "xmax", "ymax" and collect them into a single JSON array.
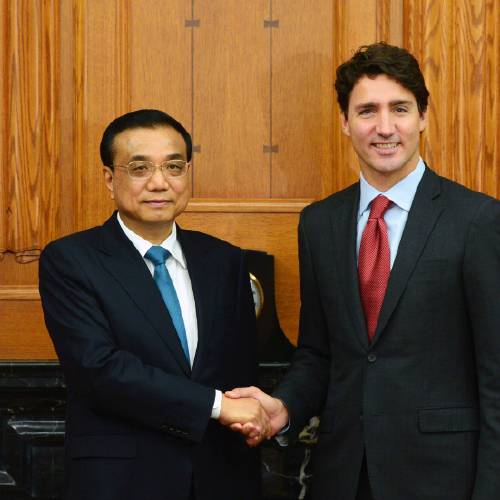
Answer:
[{"xmin": 145, "ymin": 246, "xmax": 190, "ymax": 362}]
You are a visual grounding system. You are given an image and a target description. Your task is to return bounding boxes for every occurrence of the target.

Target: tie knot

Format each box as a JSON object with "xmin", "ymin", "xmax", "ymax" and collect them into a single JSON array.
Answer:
[
  {"xmin": 369, "ymin": 195, "xmax": 392, "ymax": 219},
  {"xmin": 145, "ymin": 246, "xmax": 171, "ymax": 266}
]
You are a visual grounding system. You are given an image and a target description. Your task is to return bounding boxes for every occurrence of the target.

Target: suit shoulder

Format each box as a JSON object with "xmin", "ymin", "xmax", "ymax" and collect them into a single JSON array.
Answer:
[
  {"xmin": 179, "ymin": 229, "xmax": 242, "ymax": 255},
  {"xmin": 301, "ymin": 182, "xmax": 358, "ymax": 221},
  {"xmin": 42, "ymin": 225, "xmax": 102, "ymax": 257},
  {"xmin": 438, "ymin": 175, "xmax": 500, "ymax": 214}
]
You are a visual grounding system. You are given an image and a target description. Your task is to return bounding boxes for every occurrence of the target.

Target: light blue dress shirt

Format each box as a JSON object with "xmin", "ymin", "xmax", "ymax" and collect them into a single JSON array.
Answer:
[{"xmin": 357, "ymin": 158, "xmax": 426, "ymax": 269}]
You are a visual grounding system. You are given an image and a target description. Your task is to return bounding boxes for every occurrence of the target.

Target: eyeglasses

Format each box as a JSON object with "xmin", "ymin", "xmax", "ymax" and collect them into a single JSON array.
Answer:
[{"xmin": 112, "ymin": 160, "xmax": 190, "ymax": 180}]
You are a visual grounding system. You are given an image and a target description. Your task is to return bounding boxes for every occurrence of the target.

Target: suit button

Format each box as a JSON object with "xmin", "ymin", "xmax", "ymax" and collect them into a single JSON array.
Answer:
[{"xmin": 367, "ymin": 352, "xmax": 377, "ymax": 363}]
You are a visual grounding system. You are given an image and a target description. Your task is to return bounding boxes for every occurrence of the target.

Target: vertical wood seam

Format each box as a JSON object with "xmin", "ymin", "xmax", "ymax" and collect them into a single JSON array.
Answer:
[{"xmin": 74, "ymin": 0, "xmax": 86, "ymax": 231}]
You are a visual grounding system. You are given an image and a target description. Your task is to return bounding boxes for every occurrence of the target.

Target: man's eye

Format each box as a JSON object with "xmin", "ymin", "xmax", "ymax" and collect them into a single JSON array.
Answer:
[
  {"xmin": 395, "ymin": 107, "xmax": 408, "ymax": 113},
  {"xmin": 164, "ymin": 162, "xmax": 184, "ymax": 175},
  {"xmin": 130, "ymin": 163, "xmax": 150, "ymax": 175},
  {"xmin": 166, "ymin": 164, "xmax": 182, "ymax": 171}
]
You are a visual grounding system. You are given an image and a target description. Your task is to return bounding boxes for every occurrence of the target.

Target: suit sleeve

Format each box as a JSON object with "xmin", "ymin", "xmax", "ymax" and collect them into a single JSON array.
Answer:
[
  {"xmin": 39, "ymin": 241, "xmax": 214, "ymax": 443},
  {"xmin": 464, "ymin": 198, "xmax": 500, "ymax": 499},
  {"xmin": 273, "ymin": 210, "xmax": 330, "ymax": 439}
]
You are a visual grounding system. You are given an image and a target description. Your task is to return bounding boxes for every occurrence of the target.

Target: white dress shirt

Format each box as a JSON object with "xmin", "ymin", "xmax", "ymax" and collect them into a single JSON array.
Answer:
[{"xmin": 117, "ymin": 213, "xmax": 222, "ymax": 418}]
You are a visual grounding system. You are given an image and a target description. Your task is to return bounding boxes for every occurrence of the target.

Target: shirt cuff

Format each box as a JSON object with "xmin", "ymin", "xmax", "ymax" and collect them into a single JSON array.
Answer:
[{"xmin": 210, "ymin": 389, "xmax": 222, "ymax": 419}]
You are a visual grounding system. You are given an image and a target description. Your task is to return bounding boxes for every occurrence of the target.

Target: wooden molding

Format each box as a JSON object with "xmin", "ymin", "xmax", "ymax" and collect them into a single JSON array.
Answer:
[
  {"xmin": 0, "ymin": 285, "xmax": 40, "ymax": 301},
  {"xmin": 186, "ymin": 198, "xmax": 312, "ymax": 213}
]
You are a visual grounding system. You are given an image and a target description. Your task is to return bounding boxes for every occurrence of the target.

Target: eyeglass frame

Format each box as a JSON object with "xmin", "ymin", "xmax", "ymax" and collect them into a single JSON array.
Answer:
[{"xmin": 109, "ymin": 159, "xmax": 191, "ymax": 180}]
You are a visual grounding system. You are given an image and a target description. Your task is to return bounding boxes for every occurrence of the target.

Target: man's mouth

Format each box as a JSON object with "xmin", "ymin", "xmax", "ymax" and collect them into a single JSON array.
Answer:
[
  {"xmin": 144, "ymin": 200, "xmax": 171, "ymax": 206},
  {"xmin": 372, "ymin": 142, "xmax": 399, "ymax": 150}
]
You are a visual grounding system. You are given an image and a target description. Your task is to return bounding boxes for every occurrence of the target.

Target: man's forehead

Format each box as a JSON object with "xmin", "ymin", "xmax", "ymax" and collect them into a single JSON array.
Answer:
[
  {"xmin": 113, "ymin": 126, "xmax": 186, "ymax": 156},
  {"xmin": 349, "ymin": 75, "xmax": 417, "ymax": 104}
]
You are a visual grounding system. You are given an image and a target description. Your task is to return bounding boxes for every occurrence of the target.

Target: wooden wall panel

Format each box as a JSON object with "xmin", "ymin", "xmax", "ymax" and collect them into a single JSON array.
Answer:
[
  {"xmin": 272, "ymin": 0, "xmax": 334, "ymax": 199},
  {"xmin": 0, "ymin": 1, "xmax": 6, "ymax": 259},
  {"xmin": 404, "ymin": 0, "xmax": 500, "ymax": 198},
  {"xmin": 0, "ymin": 300, "xmax": 54, "ymax": 360},
  {"xmin": 129, "ymin": 0, "xmax": 192, "ymax": 124},
  {"xmin": 75, "ymin": 0, "xmax": 131, "ymax": 231},
  {"xmin": 178, "ymin": 206, "xmax": 304, "ymax": 343},
  {"xmin": 1, "ymin": 0, "xmax": 499, "ymax": 360},
  {"xmin": 0, "ymin": 0, "xmax": 60, "ymax": 261},
  {"xmin": 483, "ymin": 0, "xmax": 500, "ymax": 197},
  {"xmin": 194, "ymin": 1, "xmax": 270, "ymax": 198}
]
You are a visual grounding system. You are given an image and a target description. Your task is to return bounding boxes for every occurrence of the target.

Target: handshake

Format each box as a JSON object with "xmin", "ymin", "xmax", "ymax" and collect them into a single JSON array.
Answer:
[{"xmin": 219, "ymin": 387, "xmax": 290, "ymax": 447}]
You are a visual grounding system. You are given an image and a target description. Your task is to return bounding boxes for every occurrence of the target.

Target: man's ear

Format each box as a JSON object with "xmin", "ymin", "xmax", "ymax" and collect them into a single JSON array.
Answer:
[
  {"xmin": 340, "ymin": 112, "xmax": 350, "ymax": 137},
  {"xmin": 103, "ymin": 167, "xmax": 114, "ymax": 200},
  {"xmin": 419, "ymin": 109, "xmax": 428, "ymax": 133}
]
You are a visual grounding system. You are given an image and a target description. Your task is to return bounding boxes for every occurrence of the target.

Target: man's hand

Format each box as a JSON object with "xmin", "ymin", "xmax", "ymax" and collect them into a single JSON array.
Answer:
[
  {"xmin": 225, "ymin": 386, "xmax": 289, "ymax": 446},
  {"xmin": 218, "ymin": 395, "xmax": 270, "ymax": 446}
]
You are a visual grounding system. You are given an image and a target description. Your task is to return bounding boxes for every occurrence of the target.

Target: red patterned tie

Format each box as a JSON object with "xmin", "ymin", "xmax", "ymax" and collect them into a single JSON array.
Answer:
[{"xmin": 358, "ymin": 195, "xmax": 392, "ymax": 341}]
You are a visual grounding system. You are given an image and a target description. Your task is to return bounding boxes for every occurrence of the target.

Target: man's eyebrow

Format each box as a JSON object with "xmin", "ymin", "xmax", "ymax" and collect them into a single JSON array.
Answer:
[
  {"xmin": 353, "ymin": 99, "xmax": 414, "ymax": 110},
  {"xmin": 390, "ymin": 100, "xmax": 414, "ymax": 106},
  {"xmin": 353, "ymin": 102, "xmax": 377, "ymax": 112},
  {"xmin": 164, "ymin": 153, "xmax": 184, "ymax": 160}
]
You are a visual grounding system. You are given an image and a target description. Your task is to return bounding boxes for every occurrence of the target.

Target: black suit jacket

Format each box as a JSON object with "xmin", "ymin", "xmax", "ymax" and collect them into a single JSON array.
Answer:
[
  {"xmin": 39, "ymin": 213, "xmax": 261, "ymax": 500},
  {"xmin": 274, "ymin": 168, "xmax": 500, "ymax": 500}
]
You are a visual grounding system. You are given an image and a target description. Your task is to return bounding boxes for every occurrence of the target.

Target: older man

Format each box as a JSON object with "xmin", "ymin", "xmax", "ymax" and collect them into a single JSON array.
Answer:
[{"xmin": 39, "ymin": 109, "xmax": 266, "ymax": 500}]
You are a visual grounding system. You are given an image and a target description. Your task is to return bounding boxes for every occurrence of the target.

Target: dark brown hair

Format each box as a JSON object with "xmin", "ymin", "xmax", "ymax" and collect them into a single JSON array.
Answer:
[{"xmin": 335, "ymin": 42, "xmax": 429, "ymax": 116}]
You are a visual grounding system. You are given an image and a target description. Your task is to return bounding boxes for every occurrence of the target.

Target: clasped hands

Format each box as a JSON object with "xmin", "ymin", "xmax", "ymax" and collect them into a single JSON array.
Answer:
[{"xmin": 219, "ymin": 386, "xmax": 289, "ymax": 447}]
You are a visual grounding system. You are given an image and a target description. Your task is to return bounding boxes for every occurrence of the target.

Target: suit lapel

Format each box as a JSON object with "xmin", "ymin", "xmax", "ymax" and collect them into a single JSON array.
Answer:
[
  {"xmin": 331, "ymin": 185, "xmax": 371, "ymax": 350},
  {"xmin": 97, "ymin": 213, "xmax": 191, "ymax": 375},
  {"xmin": 372, "ymin": 168, "xmax": 444, "ymax": 343},
  {"xmin": 177, "ymin": 228, "xmax": 216, "ymax": 378}
]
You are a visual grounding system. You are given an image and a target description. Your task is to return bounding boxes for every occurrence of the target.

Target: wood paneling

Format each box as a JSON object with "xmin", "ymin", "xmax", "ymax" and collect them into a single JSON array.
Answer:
[
  {"xmin": 1, "ymin": 0, "xmax": 499, "ymax": 360},
  {"xmin": 0, "ymin": 0, "xmax": 60, "ymax": 261},
  {"xmin": 177, "ymin": 207, "xmax": 302, "ymax": 343},
  {"xmin": 75, "ymin": 0, "xmax": 131, "ymax": 232},
  {"xmin": 129, "ymin": 0, "xmax": 191, "ymax": 122},
  {"xmin": 194, "ymin": 1, "xmax": 270, "ymax": 198},
  {"xmin": 272, "ymin": 0, "xmax": 334, "ymax": 199},
  {"xmin": 404, "ymin": 0, "xmax": 500, "ymax": 198},
  {"xmin": 0, "ymin": 300, "xmax": 55, "ymax": 360}
]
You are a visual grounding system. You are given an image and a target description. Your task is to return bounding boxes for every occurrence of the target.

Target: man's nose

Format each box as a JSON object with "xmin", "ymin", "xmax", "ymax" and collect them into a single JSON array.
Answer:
[
  {"xmin": 375, "ymin": 111, "xmax": 395, "ymax": 136},
  {"xmin": 147, "ymin": 167, "xmax": 169, "ymax": 188}
]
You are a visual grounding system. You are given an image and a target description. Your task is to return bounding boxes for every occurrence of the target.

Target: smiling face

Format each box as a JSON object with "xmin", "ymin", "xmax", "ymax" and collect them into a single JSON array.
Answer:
[
  {"xmin": 341, "ymin": 74, "xmax": 427, "ymax": 191},
  {"xmin": 103, "ymin": 126, "xmax": 190, "ymax": 243}
]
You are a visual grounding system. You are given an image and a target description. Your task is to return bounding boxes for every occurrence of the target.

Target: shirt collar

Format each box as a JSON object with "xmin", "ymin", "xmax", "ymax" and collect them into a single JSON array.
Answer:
[
  {"xmin": 116, "ymin": 213, "xmax": 187, "ymax": 268},
  {"xmin": 358, "ymin": 157, "xmax": 426, "ymax": 218}
]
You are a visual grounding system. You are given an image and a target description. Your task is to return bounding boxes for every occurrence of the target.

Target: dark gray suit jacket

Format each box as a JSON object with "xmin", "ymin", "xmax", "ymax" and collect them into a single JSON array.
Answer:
[
  {"xmin": 39, "ymin": 213, "xmax": 261, "ymax": 500},
  {"xmin": 274, "ymin": 167, "xmax": 500, "ymax": 500}
]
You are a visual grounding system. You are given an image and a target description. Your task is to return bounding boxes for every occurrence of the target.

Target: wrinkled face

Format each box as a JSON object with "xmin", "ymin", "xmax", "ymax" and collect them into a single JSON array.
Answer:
[
  {"xmin": 103, "ymin": 126, "xmax": 190, "ymax": 242},
  {"xmin": 341, "ymin": 74, "xmax": 427, "ymax": 191}
]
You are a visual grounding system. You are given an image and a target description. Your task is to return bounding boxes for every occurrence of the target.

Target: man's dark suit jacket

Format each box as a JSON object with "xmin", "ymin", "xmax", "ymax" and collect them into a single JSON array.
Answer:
[
  {"xmin": 274, "ymin": 167, "xmax": 500, "ymax": 500},
  {"xmin": 39, "ymin": 213, "xmax": 261, "ymax": 500}
]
